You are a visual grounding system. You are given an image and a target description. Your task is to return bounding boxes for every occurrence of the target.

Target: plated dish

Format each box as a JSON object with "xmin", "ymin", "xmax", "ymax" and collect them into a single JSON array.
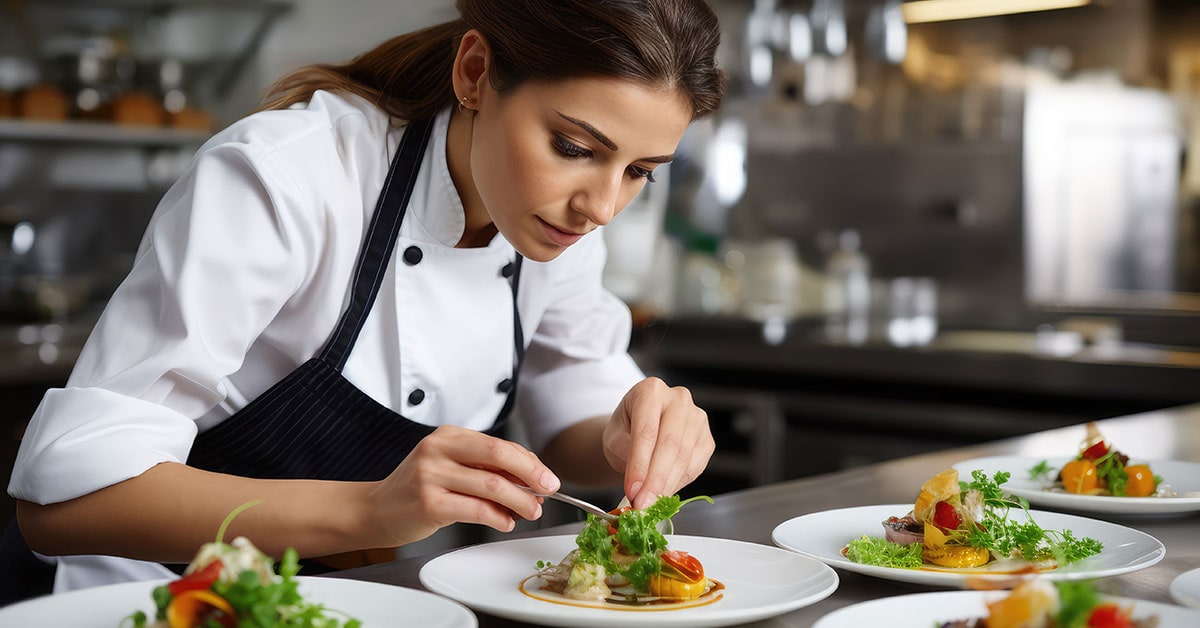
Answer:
[
  {"xmin": 528, "ymin": 495, "xmax": 722, "ymax": 608},
  {"xmin": 811, "ymin": 588, "xmax": 1200, "ymax": 628},
  {"xmin": 0, "ymin": 577, "xmax": 477, "ymax": 628},
  {"xmin": 953, "ymin": 457, "xmax": 1200, "ymax": 515},
  {"xmin": 1171, "ymin": 567, "xmax": 1200, "ymax": 610},
  {"xmin": 771, "ymin": 504, "xmax": 1164, "ymax": 587},
  {"xmin": 420, "ymin": 534, "xmax": 839, "ymax": 628}
]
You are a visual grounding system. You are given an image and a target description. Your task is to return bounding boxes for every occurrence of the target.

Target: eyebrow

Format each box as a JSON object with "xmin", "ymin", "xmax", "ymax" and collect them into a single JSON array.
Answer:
[{"xmin": 556, "ymin": 111, "xmax": 674, "ymax": 163}]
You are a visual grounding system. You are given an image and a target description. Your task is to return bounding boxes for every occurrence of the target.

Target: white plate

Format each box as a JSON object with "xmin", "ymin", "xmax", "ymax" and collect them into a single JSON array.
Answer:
[
  {"xmin": 419, "ymin": 534, "xmax": 839, "ymax": 627},
  {"xmin": 0, "ymin": 575, "xmax": 476, "ymax": 627},
  {"xmin": 1171, "ymin": 567, "xmax": 1200, "ymax": 610},
  {"xmin": 812, "ymin": 590, "xmax": 1200, "ymax": 627},
  {"xmin": 953, "ymin": 456, "xmax": 1200, "ymax": 515},
  {"xmin": 771, "ymin": 504, "xmax": 1164, "ymax": 587}
]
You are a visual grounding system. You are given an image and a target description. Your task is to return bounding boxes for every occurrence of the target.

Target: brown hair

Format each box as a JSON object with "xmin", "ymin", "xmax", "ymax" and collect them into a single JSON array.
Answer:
[{"xmin": 259, "ymin": 0, "xmax": 724, "ymax": 120}]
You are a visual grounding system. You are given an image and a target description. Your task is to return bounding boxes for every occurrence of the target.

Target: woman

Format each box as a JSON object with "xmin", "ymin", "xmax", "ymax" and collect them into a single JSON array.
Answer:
[{"xmin": 3, "ymin": 0, "xmax": 723, "ymax": 600}]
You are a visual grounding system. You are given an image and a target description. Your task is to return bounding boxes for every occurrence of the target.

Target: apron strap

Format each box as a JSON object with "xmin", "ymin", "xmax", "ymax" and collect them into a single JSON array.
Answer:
[
  {"xmin": 320, "ymin": 118, "xmax": 435, "ymax": 370},
  {"xmin": 496, "ymin": 254, "xmax": 525, "ymax": 422}
]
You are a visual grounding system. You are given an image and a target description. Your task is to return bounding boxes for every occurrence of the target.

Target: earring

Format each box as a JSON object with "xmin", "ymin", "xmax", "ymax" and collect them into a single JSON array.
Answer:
[{"xmin": 459, "ymin": 95, "xmax": 472, "ymax": 111}]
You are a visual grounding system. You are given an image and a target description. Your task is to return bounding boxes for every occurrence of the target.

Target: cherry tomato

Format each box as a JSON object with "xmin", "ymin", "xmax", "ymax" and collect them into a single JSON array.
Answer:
[
  {"xmin": 1061, "ymin": 459, "xmax": 1099, "ymax": 494},
  {"xmin": 1124, "ymin": 465, "xmax": 1156, "ymax": 497},
  {"xmin": 1081, "ymin": 441, "xmax": 1109, "ymax": 460},
  {"xmin": 606, "ymin": 506, "xmax": 632, "ymax": 536},
  {"xmin": 1086, "ymin": 602, "xmax": 1134, "ymax": 628},
  {"xmin": 167, "ymin": 559, "xmax": 224, "ymax": 596},
  {"xmin": 660, "ymin": 550, "xmax": 704, "ymax": 583},
  {"xmin": 932, "ymin": 500, "xmax": 962, "ymax": 531}
]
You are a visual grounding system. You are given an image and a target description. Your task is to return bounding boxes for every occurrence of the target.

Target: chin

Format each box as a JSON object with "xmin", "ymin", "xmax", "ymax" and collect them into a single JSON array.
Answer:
[{"xmin": 517, "ymin": 242, "xmax": 567, "ymax": 263}]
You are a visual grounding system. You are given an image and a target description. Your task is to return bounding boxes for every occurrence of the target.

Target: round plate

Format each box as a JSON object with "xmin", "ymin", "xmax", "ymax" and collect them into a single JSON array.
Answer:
[
  {"xmin": 1171, "ymin": 567, "xmax": 1200, "ymax": 610},
  {"xmin": 0, "ymin": 575, "xmax": 476, "ymax": 627},
  {"xmin": 812, "ymin": 590, "xmax": 1200, "ymax": 627},
  {"xmin": 953, "ymin": 456, "xmax": 1200, "ymax": 515},
  {"xmin": 419, "ymin": 534, "xmax": 839, "ymax": 627},
  {"xmin": 771, "ymin": 504, "xmax": 1165, "ymax": 587}
]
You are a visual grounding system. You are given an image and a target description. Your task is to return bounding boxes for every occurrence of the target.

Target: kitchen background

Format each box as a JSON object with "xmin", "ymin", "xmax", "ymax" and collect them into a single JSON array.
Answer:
[{"xmin": 2, "ymin": 0, "xmax": 1199, "ymax": 559}]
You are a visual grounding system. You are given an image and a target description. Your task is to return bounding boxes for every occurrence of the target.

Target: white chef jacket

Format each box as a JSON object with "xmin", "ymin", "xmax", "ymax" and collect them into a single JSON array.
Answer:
[{"xmin": 8, "ymin": 91, "xmax": 644, "ymax": 591}]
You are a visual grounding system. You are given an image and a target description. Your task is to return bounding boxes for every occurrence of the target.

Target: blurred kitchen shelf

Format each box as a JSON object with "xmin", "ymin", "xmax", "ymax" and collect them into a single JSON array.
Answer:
[
  {"xmin": 0, "ymin": 119, "xmax": 210, "ymax": 146},
  {"xmin": 13, "ymin": 0, "xmax": 294, "ymax": 99},
  {"xmin": 24, "ymin": 0, "xmax": 292, "ymax": 11}
]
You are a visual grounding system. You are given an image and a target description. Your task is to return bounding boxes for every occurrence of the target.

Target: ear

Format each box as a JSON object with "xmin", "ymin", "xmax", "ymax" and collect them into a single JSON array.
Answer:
[{"xmin": 452, "ymin": 29, "xmax": 491, "ymax": 109}]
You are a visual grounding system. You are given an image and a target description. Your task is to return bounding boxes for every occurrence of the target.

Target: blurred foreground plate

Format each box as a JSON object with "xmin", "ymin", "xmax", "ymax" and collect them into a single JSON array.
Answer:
[
  {"xmin": 0, "ymin": 575, "xmax": 476, "ymax": 627},
  {"xmin": 1171, "ymin": 567, "xmax": 1200, "ymax": 610},
  {"xmin": 812, "ymin": 590, "xmax": 1200, "ymax": 627}
]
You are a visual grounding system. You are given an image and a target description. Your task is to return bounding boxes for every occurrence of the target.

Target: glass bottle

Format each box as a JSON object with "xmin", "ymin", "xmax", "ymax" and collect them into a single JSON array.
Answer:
[{"xmin": 823, "ymin": 229, "xmax": 870, "ymax": 343}]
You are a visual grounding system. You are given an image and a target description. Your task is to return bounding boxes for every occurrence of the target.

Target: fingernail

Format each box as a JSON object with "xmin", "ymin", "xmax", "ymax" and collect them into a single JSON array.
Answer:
[
  {"xmin": 506, "ymin": 518, "xmax": 516, "ymax": 532},
  {"xmin": 630, "ymin": 481, "xmax": 643, "ymax": 499},
  {"xmin": 541, "ymin": 471, "xmax": 560, "ymax": 493},
  {"xmin": 533, "ymin": 503, "xmax": 543, "ymax": 520}
]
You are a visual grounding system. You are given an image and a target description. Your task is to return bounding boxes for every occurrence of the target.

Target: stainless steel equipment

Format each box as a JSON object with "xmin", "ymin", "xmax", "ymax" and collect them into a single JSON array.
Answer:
[{"xmin": 1024, "ymin": 82, "xmax": 1184, "ymax": 306}]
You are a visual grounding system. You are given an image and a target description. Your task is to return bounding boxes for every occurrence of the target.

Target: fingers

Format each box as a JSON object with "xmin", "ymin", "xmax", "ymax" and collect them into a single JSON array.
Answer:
[
  {"xmin": 620, "ymin": 380, "xmax": 713, "ymax": 510},
  {"xmin": 432, "ymin": 425, "xmax": 561, "ymax": 495},
  {"xmin": 439, "ymin": 466, "xmax": 544, "ymax": 522},
  {"xmin": 411, "ymin": 426, "xmax": 560, "ymax": 527},
  {"xmin": 621, "ymin": 381, "xmax": 665, "ymax": 505}
]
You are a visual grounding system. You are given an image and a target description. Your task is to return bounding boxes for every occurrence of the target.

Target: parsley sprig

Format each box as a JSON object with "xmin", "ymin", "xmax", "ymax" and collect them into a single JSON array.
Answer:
[
  {"xmin": 1028, "ymin": 460, "xmax": 1054, "ymax": 482},
  {"xmin": 575, "ymin": 495, "xmax": 712, "ymax": 590},
  {"xmin": 960, "ymin": 470, "xmax": 1103, "ymax": 564},
  {"xmin": 1090, "ymin": 451, "xmax": 1129, "ymax": 496}
]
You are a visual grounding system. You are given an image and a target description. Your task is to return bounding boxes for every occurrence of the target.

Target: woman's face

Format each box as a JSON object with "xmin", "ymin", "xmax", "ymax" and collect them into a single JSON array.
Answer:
[{"xmin": 468, "ymin": 76, "xmax": 693, "ymax": 262}]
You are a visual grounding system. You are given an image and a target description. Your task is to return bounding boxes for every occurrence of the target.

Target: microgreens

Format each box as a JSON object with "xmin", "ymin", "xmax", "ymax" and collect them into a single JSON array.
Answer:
[{"xmin": 575, "ymin": 494, "xmax": 712, "ymax": 590}]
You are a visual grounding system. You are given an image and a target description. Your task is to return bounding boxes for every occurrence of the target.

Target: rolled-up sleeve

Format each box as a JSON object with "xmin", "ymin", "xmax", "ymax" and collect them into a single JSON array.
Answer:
[
  {"xmin": 9, "ymin": 140, "xmax": 314, "ymax": 505},
  {"xmin": 516, "ymin": 232, "xmax": 645, "ymax": 453}
]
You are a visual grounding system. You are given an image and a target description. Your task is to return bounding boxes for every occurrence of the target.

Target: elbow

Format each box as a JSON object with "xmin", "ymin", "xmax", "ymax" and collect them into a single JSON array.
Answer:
[{"xmin": 16, "ymin": 500, "xmax": 67, "ymax": 556}]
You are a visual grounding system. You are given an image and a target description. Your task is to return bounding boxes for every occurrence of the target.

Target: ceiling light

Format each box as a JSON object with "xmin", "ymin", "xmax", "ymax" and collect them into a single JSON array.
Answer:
[{"xmin": 902, "ymin": 0, "xmax": 1092, "ymax": 24}]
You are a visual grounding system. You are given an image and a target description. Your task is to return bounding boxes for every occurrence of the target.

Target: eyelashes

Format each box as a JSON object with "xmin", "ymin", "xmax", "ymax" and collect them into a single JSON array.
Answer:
[
  {"xmin": 551, "ymin": 134, "xmax": 657, "ymax": 183},
  {"xmin": 551, "ymin": 134, "xmax": 590, "ymax": 159}
]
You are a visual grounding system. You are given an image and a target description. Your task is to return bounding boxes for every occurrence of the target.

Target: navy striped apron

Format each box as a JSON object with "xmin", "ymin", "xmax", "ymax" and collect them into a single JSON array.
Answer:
[{"xmin": 0, "ymin": 117, "xmax": 525, "ymax": 604}]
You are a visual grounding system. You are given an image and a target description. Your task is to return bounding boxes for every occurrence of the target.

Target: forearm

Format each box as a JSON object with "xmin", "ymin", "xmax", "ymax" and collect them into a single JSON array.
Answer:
[
  {"xmin": 540, "ymin": 416, "xmax": 622, "ymax": 487},
  {"xmin": 17, "ymin": 461, "xmax": 376, "ymax": 563}
]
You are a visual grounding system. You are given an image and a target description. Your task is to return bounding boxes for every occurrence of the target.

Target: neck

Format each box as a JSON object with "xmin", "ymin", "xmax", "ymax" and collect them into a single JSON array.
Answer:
[{"xmin": 445, "ymin": 109, "xmax": 497, "ymax": 248}]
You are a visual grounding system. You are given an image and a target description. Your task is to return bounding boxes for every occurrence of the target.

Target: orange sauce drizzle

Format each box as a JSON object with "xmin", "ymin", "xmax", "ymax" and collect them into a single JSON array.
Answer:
[{"xmin": 519, "ymin": 575, "xmax": 725, "ymax": 612}]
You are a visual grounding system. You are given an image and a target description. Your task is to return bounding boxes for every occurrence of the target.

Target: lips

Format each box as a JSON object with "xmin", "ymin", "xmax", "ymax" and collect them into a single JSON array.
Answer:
[{"xmin": 538, "ymin": 218, "xmax": 585, "ymax": 247}]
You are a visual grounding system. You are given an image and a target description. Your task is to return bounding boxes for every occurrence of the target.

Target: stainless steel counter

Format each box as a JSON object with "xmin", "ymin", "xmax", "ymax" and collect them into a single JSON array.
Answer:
[{"xmin": 330, "ymin": 403, "xmax": 1200, "ymax": 627}]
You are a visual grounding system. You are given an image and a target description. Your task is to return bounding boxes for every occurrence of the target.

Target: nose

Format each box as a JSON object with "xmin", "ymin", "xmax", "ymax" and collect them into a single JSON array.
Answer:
[{"xmin": 569, "ymin": 170, "xmax": 622, "ymax": 227}]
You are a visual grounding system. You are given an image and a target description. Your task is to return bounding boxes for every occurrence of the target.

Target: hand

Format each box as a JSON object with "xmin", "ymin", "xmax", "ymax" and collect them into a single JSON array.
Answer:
[
  {"xmin": 364, "ymin": 425, "xmax": 561, "ymax": 547},
  {"xmin": 602, "ymin": 377, "xmax": 714, "ymax": 510}
]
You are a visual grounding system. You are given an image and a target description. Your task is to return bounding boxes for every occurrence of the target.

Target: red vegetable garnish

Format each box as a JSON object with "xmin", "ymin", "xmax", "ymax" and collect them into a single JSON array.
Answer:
[
  {"xmin": 1087, "ymin": 603, "xmax": 1134, "ymax": 628},
  {"xmin": 606, "ymin": 506, "xmax": 632, "ymax": 536},
  {"xmin": 932, "ymin": 500, "xmax": 962, "ymax": 531},
  {"xmin": 1081, "ymin": 441, "xmax": 1109, "ymax": 461},
  {"xmin": 661, "ymin": 550, "xmax": 704, "ymax": 583},
  {"xmin": 167, "ymin": 559, "xmax": 224, "ymax": 596}
]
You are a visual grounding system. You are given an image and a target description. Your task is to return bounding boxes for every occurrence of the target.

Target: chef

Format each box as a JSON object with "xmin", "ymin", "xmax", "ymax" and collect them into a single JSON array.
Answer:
[{"xmin": 1, "ymin": 0, "xmax": 724, "ymax": 602}]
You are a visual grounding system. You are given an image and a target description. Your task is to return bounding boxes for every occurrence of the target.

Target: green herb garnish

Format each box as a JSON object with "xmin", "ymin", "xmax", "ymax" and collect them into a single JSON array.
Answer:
[
  {"xmin": 213, "ymin": 548, "xmax": 362, "ymax": 628},
  {"xmin": 1054, "ymin": 580, "xmax": 1105, "ymax": 628},
  {"xmin": 1090, "ymin": 451, "xmax": 1129, "ymax": 496},
  {"xmin": 960, "ymin": 470, "xmax": 1103, "ymax": 564},
  {"xmin": 1028, "ymin": 459, "xmax": 1054, "ymax": 481},
  {"xmin": 574, "ymin": 495, "xmax": 712, "ymax": 590},
  {"xmin": 844, "ymin": 536, "xmax": 923, "ymax": 568}
]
